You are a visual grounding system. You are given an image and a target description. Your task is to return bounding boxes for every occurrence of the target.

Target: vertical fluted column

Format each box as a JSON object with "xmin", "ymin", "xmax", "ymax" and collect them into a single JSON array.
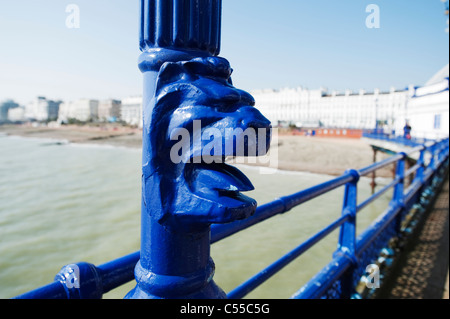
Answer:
[
  {"xmin": 125, "ymin": 0, "xmax": 225, "ymax": 299},
  {"xmin": 139, "ymin": 0, "xmax": 221, "ymax": 55}
]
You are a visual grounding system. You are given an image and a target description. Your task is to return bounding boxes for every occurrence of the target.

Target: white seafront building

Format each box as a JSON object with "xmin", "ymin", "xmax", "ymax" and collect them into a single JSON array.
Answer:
[
  {"xmin": 252, "ymin": 64, "xmax": 449, "ymax": 139},
  {"xmin": 57, "ymin": 96, "xmax": 143, "ymax": 127},
  {"xmin": 58, "ymin": 99, "xmax": 99, "ymax": 122},
  {"xmin": 25, "ymin": 96, "xmax": 61, "ymax": 122},
  {"xmin": 120, "ymin": 96, "xmax": 143, "ymax": 128},
  {"xmin": 251, "ymin": 86, "xmax": 408, "ymax": 131},
  {"xmin": 7, "ymin": 106, "xmax": 25, "ymax": 122},
  {"xmin": 98, "ymin": 99, "xmax": 121, "ymax": 122},
  {"xmin": 401, "ymin": 65, "xmax": 449, "ymax": 140}
]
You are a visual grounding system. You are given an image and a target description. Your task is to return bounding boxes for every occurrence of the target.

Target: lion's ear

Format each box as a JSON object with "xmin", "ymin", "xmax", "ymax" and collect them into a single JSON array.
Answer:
[{"xmin": 155, "ymin": 62, "xmax": 186, "ymax": 91}]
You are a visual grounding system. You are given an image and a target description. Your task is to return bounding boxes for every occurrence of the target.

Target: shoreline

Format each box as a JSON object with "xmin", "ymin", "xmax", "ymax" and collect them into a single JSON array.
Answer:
[
  {"xmin": 0, "ymin": 124, "xmax": 143, "ymax": 149},
  {"xmin": 0, "ymin": 124, "xmax": 394, "ymax": 177}
]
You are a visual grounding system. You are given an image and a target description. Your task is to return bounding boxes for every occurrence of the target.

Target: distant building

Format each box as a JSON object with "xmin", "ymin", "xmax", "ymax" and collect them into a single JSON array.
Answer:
[
  {"xmin": 401, "ymin": 64, "xmax": 449, "ymax": 139},
  {"xmin": 25, "ymin": 96, "xmax": 61, "ymax": 122},
  {"xmin": 58, "ymin": 101, "xmax": 75, "ymax": 122},
  {"xmin": 8, "ymin": 106, "xmax": 26, "ymax": 122},
  {"xmin": 121, "ymin": 96, "xmax": 143, "ymax": 128},
  {"xmin": 0, "ymin": 100, "xmax": 20, "ymax": 122},
  {"xmin": 251, "ymin": 86, "xmax": 408, "ymax": 131},
  {"xmin": 58, "ymin": 99, "xmax": 99, "ymax": 122},
  {"xmin": 98, "ymin": 99, "xmax": 121, "ymax": 122}
]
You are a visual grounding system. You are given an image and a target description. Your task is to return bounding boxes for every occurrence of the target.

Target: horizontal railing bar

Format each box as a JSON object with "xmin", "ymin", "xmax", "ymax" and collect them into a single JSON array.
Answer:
[
  {"xmin": 355, "ymin": 204, "xmax": 402, "ymax": 257},
  {"xmin": 403, "ymin": 145, "xmax": 425, "ymax": 156},
  {"xmin": 356, "ymin": 178, "xmax": 399, "ymax": 213},
  {"xmin": 211, "ymin": 173, "xmax": 354, "ymax": 243},
  {"xmin": 277, "ymin": 173, "xmax": 355, "ymax": 210},
  {"xmin": 405, "ymin": 163, "xmax": 421, "ymax": 178},
  {"xmin": 404, "ymin": 162, "xmax": 441, "ymax": 205},
  {"xmin": 357, "ymin": 154, "xmax": 404, "ymax": 177},
  {"xmin": 13, "ymin": 251, "xmax": 141, "ymax": 299},
  {"xmin": 97, "ymin": 251, "xmax": 140, "ymax": 294},
  {"xmin": 404, "ymin": 179, "xmax": 424, "ymax": 206},
  {"xmin": 211, "ymin": 200, "xmax": 285, "ymax": 244},
  {"xmin": 291, "ymin": 252, "xmax": 352, "ymax": 299},
  {"xmin": 13, "ymin": 281, "xmax": 68, "ymax": 299},
  {"xmin": 227, "ymin": 214, "xmax": 350, "ymax": 299},
  {"xmin": 423, "ymin": 165, "xmax": 436, "ymax": 182}
]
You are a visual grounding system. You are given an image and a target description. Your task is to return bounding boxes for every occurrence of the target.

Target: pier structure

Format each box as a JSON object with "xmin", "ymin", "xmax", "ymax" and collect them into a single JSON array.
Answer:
[{"xmin": 12, "ymin": 1, "xmax": 450, "ymax": 299}]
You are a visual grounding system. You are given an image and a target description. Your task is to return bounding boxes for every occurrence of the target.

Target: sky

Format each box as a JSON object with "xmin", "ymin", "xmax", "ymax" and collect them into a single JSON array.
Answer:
[{"xmin": 0, "ymin": 0, "xmax": 448, "ymax": 106}]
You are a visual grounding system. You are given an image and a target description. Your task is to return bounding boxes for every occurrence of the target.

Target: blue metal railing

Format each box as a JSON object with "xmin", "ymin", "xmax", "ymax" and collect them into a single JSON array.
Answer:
[
  {"xmin": 362, "ymin": 131, "xmax": 436, "ymax": 148},
  {"xmin": 13, "ymin": 137, "xmax": 449, "ymax": 299}
]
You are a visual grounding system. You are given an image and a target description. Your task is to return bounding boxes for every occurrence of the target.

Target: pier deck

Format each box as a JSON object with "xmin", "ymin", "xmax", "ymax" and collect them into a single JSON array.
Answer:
[{"xmin": 377, "ymin": 173, "xmax": 449, "ymax": 299}]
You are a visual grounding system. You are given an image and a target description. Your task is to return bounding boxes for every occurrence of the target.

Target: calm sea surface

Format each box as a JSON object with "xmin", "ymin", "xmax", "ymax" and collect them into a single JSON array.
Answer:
[{"xmin": 0, "ymin": 134, "xmax": 392, "ymax": 299}]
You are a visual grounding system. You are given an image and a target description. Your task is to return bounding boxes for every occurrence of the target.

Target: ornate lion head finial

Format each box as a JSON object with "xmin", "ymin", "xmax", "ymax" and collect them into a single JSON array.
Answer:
[{"xmin": 142, "ymin": 56, "xmax": 271, "ymax": 226}]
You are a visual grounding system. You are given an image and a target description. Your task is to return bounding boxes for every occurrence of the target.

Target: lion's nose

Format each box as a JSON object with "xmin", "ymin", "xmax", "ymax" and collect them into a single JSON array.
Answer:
[
  {"xmin": 238, "ymin": 106, "xmax": 271, "ymax": 130},
  {"xmin": 237, "ymin": 106, "xmax": 272, "ymax": 156}
]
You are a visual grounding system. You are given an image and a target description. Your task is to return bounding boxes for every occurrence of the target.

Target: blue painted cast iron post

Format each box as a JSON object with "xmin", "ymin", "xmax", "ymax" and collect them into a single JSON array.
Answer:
[
  {"xmin": 126, "ymin": 0, "xmax": 271, "ymax": 299},
  {"xmin": 393, "ymin": 153, "xmax": 406, "ymax": 233},
  {"xmin": 335, "ymin": 169, "xmax": 359, "ymax": 297},
  {"xmin": 416, "ymin": 148, "xmax": 426, "ymax": 184}
]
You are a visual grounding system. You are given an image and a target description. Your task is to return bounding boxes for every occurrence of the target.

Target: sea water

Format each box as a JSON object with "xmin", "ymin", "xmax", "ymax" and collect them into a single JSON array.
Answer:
[{"xmin": 0, "ymin": 134, "xmax": 392, "ymax": 299}]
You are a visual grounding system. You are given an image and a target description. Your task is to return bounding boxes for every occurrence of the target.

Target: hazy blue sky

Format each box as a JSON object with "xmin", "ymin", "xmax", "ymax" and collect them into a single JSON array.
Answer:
[{"xmin": 0, "ymin": 1, "xmax": 448, "ymax": 105}]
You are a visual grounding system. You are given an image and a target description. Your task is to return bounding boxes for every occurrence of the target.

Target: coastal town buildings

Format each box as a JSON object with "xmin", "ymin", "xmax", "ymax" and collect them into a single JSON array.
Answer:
[
  {"xmin": 58, "ymin": 99, "xmax": 99, "ymax": 122},
  {"xmin": 251, "ymin": 86, "xmax": 408, "ymax": 132},
  {"xmin": 3, "ymin": 66, "xmax": 447, "ymax": 140},
  {"xmin": 7, "ymin": 106, "xmax": 25, "ymax": 122},
  {"xmin": 58, "ymin": 97, "xmax": 142, "ymax": 127},
  {"xmin": 98, "ymin": 99, "xmax": 121, "ymax": 122},
  {"xmin": 251, "ymin": 64, "xmax": 449, "ymax": 139},
  {"xmin": 120, "ymin": 96, "xmax": 143, "ymax": 128},
  {"xmin": 0, "ymin": 100, "xmax": 20, "ymax": 122},
  {"xmin": 24, "ymin": 97, "xmax": 61, "ymax": 122}
]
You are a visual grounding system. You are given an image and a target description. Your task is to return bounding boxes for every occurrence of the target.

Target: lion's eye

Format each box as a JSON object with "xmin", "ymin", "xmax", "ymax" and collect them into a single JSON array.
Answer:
[
  {"xmin": 196, "ymin": 117, "xmax": 223, "ymax": 128},
  {"xmin": 215, "ymin": 104, "xmax": 240, "ymax": 113}
]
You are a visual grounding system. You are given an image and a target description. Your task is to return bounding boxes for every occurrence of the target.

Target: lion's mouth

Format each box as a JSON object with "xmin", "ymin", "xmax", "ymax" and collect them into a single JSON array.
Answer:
[
  {"xmin": 185, "ymin": 159, "xmax": 256, "ymax": 213},
  {"xmin": 195, "ymin": 159, "xmax": 253, "ymax": 189}
]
